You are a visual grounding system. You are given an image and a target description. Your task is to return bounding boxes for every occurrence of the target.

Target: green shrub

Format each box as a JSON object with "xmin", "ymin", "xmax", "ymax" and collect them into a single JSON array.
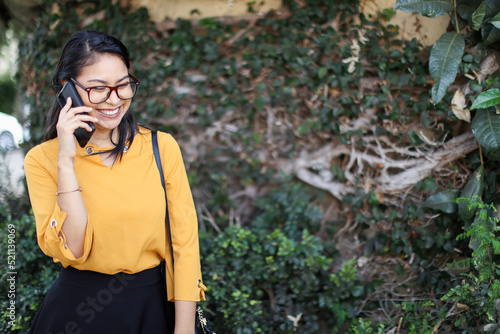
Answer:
[
  {"xmin": 200, "ymin": 182, "xmax": 368, "ymax": 333},
  {"xmin": 442, "ymin": 196, "xmax": 500, "ymax": 332},
  {"xmin": 0, "ymin": 75, "xmax": 16, "ymax": 114},
  {"xmin": 0, "ymin": 159, "xmax": 58, "ymax": 332},
  {"xmin": 0, "ymin": 208, "xmax": 59, "ymax": 332}
]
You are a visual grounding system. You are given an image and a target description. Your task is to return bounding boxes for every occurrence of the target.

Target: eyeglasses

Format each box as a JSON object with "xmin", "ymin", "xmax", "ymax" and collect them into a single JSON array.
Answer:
[{"xmin": 71, "ymin": 75, "xmax": 140, "ymax": 104}]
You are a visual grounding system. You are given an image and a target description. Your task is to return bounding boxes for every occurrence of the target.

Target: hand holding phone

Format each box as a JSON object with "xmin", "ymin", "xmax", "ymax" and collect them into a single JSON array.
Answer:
[{"xmin": 57, "ymin": 81, "xmax": 96, "ymax": 147}]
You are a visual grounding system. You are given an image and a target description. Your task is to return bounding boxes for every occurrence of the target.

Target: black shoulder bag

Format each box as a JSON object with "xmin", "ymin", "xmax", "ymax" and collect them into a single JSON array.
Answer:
[{"xmin": 152, "ymin": 131, "xmax": 214, "ymax": 334}]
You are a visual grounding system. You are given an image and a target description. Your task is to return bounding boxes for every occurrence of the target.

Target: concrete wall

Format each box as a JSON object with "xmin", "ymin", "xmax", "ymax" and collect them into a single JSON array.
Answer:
[
  {"xmin": 3, "ymin": 0, "xmax": 449, "ymax": 48},
  {"xmin": 129, "ymin": 0, "xmax": 283, "ymax": 22},
  {"xmin": 127, "ymin": 0, "xmax": 449, "ymax": 47},
  {"xmin": 360, "ymin": 0, "xmax": 450, "ymax": 47}
]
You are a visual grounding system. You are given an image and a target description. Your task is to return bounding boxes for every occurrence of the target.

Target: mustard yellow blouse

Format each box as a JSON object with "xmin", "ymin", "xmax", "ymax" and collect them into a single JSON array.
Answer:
[{"xmin": 24, "ymin": 127, "xmax": 205, "ymax": 302}]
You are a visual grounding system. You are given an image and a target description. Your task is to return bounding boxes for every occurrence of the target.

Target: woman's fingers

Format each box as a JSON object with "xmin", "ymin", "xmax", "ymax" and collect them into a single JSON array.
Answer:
[
  {"xmin": 78, "ymin": 118, "xmax": 97, "ymax": 133},
  {"xmin": 57, "ymin": 98, "xmax": 97, "ymax": 145},
  {"xmin": 60, "ymin": 98, "xmax": 92, "ymax": 117},
  {"xmin": 74, "ymin": 113, "xmax": 98, "ymax": 133},
  {"xmin": 60, "ymin": 96, "xmax": 73, "ymax": 113},
  {"xmin": 57, "ymin": 98, "xmax": 97, "ymax": 158},
  {"xmin": 58, "ymin": 98, "xmax": 94, "ymax": 125}
]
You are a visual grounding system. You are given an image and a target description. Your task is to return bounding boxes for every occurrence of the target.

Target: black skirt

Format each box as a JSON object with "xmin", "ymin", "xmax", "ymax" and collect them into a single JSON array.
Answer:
[{"xmin": 29, "ymin": 265, "xmax": 169, "ymax": 334}]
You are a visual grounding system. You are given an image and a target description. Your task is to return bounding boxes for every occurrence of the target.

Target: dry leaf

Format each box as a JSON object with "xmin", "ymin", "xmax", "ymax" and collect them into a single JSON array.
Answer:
[
  {"xmin": 451, "ymin": 89, "xmax": 470, "ymax": 123},
  {"xmin": 287, "ymin": 313, "xmax": 302, "ymax": 328}
]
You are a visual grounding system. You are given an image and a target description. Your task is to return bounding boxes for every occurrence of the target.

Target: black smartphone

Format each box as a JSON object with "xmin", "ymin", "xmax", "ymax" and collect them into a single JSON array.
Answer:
[{"xmin": 57, "ymin": 81, "xmax": 96, "ymax": 148}]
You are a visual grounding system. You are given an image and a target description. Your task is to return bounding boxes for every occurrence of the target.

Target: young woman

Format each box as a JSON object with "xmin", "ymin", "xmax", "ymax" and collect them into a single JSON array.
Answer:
[{"xmin": 24, "ymin": 29, "xmax": 205, "ymax": 334}]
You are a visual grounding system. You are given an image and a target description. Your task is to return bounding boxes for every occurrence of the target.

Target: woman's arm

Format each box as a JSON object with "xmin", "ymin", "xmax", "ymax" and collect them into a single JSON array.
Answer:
[
  {"xmin": 161, "ymin": 132, "xmax": 206, "ymax": 301},
  {"xmin": 56, "ymin": 157, "xmax": 88, "ymax": 258},
  {"xmin": 55, "ymin": 97, "xmax": 97, "ymax": 258},
  {"xmin": 174, "ymin": 300, "xmax": 196, "ymax": 334}
]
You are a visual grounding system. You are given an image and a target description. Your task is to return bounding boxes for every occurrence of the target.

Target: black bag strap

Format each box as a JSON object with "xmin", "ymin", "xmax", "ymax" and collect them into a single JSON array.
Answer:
[{"xmin": 152, "ymin": 131, "xmax": 175, "ymax": 270}]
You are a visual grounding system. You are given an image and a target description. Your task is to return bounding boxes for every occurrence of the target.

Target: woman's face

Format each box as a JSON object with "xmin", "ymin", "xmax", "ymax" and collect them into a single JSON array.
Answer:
[{"xmin": 74, "ymin": 53, "xmax": 131, "ymax": 136}]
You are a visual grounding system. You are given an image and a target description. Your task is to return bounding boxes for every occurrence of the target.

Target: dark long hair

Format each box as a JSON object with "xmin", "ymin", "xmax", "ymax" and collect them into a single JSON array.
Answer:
[{"xmin": 43, "ymin": 29, "xmax": 136, "ymax": 162}]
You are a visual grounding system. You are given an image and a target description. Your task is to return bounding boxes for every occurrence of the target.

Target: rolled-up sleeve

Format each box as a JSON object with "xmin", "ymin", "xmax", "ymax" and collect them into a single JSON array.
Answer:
[
  {"xmin": 24, "ymin": 146, "xmax": 93, "ymax": 265},
  {"xmin": 160, "ymin": 133, "xmax": 206, "ymax": 302}
]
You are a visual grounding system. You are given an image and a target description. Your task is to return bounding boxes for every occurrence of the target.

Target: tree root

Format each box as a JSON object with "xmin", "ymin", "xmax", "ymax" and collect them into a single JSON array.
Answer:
[{"xmin": 282, "ymin": 131, "xmax": 479, "ymax": 199}]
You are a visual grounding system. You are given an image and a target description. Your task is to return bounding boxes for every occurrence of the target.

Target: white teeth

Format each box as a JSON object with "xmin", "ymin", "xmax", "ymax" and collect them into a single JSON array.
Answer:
[{"xmin": 98, "ymin": 107, "xmax": 119, "ymax": 116}]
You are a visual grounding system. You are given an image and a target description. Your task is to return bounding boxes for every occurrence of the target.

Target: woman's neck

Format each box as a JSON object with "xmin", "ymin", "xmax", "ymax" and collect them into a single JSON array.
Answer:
[{"xmin": 89, "ymin": 129, "xmax": 118, "ymax": 147}]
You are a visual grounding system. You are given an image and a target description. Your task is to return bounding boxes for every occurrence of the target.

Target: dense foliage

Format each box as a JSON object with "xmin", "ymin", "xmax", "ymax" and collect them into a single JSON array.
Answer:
[
  {"xmin": 0, "ymin": 76, "xmax": 16, "ymax": 114},
  {"xmin": 395, "ymin": 0, "xmax": 500, "ymax": 165},
  {"xmin": 1, "ymin": 0, "xmax": 500, "ymax": 332}
]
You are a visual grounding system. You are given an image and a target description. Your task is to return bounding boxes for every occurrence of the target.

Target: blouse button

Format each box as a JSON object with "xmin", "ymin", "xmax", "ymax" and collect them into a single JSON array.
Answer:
[
  {"xmin": 85, "ymin": 146, "xmax": 94, "ymax": 154},
  {"xmin": 63, "ymin": 243, "xmax": 68, "ymax": 249},
  {"xmin": 50, "ymin": 219, "xmax": 57, "ymax": 228}
]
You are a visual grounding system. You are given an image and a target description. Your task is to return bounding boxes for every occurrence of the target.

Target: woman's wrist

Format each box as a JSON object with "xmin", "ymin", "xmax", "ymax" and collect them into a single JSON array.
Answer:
[
  {"xmin": 58, "ymin": 155, "xmax": 75, "ymax": 170},
  {"xmin": 174, "ymin": 300, "xmax": 196, "ymax": 334},
  {"xmin": 173, "ymin": 326, "xmax": 195, "ymax": 334}
]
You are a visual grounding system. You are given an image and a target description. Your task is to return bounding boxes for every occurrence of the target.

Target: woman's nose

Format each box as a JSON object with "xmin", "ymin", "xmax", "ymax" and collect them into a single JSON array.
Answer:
[{"xmin": 106, "ymin": 89, "xmax": 121, "ymax": 104}]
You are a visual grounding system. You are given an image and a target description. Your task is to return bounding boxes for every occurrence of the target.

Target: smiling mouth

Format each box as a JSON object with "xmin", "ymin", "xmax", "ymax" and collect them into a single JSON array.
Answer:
[{"xmin": 97, "ymin": 106, "xmax": 121, "ymax": 117}]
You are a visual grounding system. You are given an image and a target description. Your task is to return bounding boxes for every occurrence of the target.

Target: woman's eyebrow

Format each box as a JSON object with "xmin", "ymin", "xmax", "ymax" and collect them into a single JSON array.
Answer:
[{"xmin": 87, "ymin": 75, "xmax": 129, "ymax": 84}]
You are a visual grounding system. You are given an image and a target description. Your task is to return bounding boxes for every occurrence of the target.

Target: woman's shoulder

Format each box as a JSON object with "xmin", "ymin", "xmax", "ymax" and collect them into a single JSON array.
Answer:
[
  {"xmin": 136, "ymin": 125, "xmax": 177, "ymax": 147},
  {"xmin": 25, "ymin": 138, "xmax": 59, "ymax": 161},
  {"xmin": 24, "ymin": 138, "xmax": 59, "ymax": 172}
]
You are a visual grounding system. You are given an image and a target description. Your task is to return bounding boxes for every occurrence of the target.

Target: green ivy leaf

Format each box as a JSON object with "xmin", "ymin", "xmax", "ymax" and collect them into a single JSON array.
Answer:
[
  {"xmin": 407, "ymin": 130, "xmax": 423, "ymax": 145},
  {"xmin": 492, "ymin": 12, "xmax": 500, "ymax": 29},
  {"xmin": 395, "ymin": 263, "xmax": 405, "ymax": 277},
  {"xmin": 482, "ymin": 24, "xmax": 500, "ymax": 45},
  {"xmin": 419, "ymin": 177, "xmax": 439, "ymax": 192},
  {"xmin": 298, "ymin": 119, "xmax": 318, "ymax": 134},
  {"xmin": 458, "ymin": 165, "xmax": 484, "ymax": 222},
  {"xmin": 485, "ymin": 1, "xmax": 500, "ymax": 21},
  {"xmin": 429, "ymin": 32, "xmax": 465, "ymax": 103},
  {"xmin": 254, "ymin": 96, "xmax": 266, "ymax": 111},
  {"xmin": 470, "ymin": 89, "xmax": 500, "ymax": 109},
  {"xmin": 423, "ymin": 189, "xmax": 459, "ymax": 213},
  {"xmin": 198, "ymin": 18, "xmax": 217, "ymax": 30},
  {"xmin": 472, "ymin": 1, "xmax": 486, "ymax": 30},
  {"xmin": 471, "ymin": 108, "xmax": 500, "ymax": 161},
  {"xmin": 470, "ymin": 80, "xmax": 484, "ymax": 93},
  {"xmin": 457, "ymin": 0, "xmax": 484, "ymax": 24},
  {"xmin": 394, "ymin": 0, "xmax": 454, "ymax": 17},
  {"xmin": 318, "ymin": 67, "xmax": 328, "ymax": 79},
  {"xmin": 351, "ymin": 285, "xmax": 365, "ymax": 297}
]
